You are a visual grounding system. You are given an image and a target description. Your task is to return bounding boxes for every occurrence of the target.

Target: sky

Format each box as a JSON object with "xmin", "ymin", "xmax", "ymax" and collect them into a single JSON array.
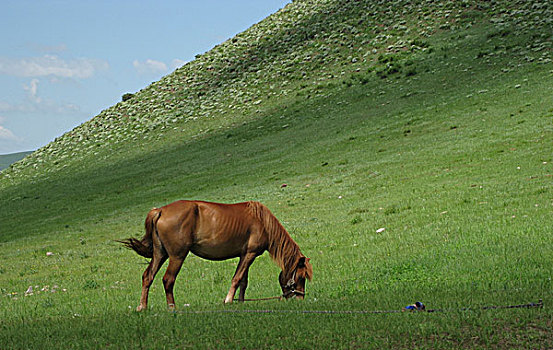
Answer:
[{"xmin": 0, "ymin": 0, "xmax": 291, "ymax": 155}]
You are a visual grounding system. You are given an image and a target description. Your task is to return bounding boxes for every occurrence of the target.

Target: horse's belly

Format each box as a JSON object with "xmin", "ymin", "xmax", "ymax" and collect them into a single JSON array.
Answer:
[
  {"xmin": 190, "ymin": 231, "xmax": 246, "ymax": 260},
  {"xmin": 190, "ymin": 243, "xmax": 242, "ymax": 261}
]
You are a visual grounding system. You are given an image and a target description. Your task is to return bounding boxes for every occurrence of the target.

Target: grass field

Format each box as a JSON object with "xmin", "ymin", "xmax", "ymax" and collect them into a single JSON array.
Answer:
[{"xmin": 1, "ymin": 1, "xmax": 552, "ymax": 348}]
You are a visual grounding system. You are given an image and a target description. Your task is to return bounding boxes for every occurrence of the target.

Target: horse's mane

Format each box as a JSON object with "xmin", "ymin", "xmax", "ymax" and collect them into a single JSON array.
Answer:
[{"xmin": 247, "ymin": 201, "xmax": 306, "ymax": 275}]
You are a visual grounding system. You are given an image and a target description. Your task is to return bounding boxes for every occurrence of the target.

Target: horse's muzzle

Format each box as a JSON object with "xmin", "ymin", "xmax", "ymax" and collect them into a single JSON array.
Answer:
[{"xmin": 282, "ymin": 289, "xmax": 305, "ymax": 299}]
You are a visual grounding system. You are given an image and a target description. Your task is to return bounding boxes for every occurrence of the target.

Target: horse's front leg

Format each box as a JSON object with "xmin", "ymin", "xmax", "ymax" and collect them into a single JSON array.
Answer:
[
  {"xmin": 238, "ymin": 269, "xmax": 249, "ymax": 302},
  {"xmin": 224, "ymin": 252, "xmax": 256, "ymax": 304}
]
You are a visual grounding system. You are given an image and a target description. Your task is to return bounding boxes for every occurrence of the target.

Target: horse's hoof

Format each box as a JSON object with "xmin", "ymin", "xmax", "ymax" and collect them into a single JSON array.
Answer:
[
  {"xmin": 136, "ymin": 305, "xmax": 146, "ymax": 312},
  {"xmin": 167, "ymin": 304, "xmax": 176, "ymax": 312}
]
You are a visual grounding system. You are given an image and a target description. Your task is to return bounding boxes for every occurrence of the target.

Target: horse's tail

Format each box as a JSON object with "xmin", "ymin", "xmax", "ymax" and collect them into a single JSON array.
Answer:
[{"xmin": 118, "ymin": 208, "xmax": 162, "ymax": 259}]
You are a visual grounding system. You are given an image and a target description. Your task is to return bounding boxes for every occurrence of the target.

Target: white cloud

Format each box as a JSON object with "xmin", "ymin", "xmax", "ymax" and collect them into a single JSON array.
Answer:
[
  {"xmin": 24, "ymin": 79, "xmax": 41, "ymax": 103},
  {"xmin": 0, "ymin": 55, "xmax": 108, "ymax": 79},
  {"xmin": 0, "ymin": 119, "xmax": 22, "ymax": 153},
  {"xmin": 0, "ymin": 125, "xmax": 17, "ymax": 141},
  {"xmin": 133, "ymin": 59, "xmax": 168, "ymax": 75},
  {"xmin": 0, "ymin": 79, "xmax": 81, "ymax": 115},
  {"xmin": 171, "ymin": 59, "xmax": 187, "ymax": 70},
  {"xmin": 0, "ymin": 115, "xmax": 18, "ymax": 142},
  {"xmin": 132, "ymin": 58, "xmax": 188, "ymax": 76}
]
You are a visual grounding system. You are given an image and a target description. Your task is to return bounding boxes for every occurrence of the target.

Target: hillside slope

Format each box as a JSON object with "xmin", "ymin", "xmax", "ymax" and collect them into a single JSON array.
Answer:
[
  {"xmin": 2, "ymin": 0, "xmax": 551, "ymax": 184},
  {"xmin": 1, "ymin": 0, "xmax": 552, "ymax": 348}
]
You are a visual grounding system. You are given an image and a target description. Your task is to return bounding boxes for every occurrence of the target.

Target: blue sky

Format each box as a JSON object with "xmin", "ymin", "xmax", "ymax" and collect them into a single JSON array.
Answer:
[{"xmin": 0, "ymin": 0, "xmax": 291, "ymax": 154}]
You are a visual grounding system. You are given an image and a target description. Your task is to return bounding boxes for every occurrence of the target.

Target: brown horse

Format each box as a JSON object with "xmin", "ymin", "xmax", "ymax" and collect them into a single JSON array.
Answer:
[{"xmin": 119, "ymin": 200, "xmax": 312, "ymax": 311}]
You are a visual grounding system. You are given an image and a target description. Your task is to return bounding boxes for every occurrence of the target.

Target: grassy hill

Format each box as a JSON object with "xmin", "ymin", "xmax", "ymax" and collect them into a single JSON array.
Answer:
[
  {"xmin": 1, "ymin": 0, "xmax": 552, "ymax": 348},
  {"xmin": 0, "ymin": 151, "xmax": 32, "ymax": 171}
]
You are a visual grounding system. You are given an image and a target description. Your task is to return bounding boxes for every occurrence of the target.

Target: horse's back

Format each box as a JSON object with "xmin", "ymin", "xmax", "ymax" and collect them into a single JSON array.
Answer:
[{"xmin": 156, "ymin": 200, "xmax": 266, "ymax": 260}]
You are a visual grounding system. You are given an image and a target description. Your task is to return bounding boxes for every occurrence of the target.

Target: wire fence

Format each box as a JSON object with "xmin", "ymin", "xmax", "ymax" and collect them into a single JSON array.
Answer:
[{"xmin": 175, "ymin": 299, "xmax": 543, "ymax": 315}]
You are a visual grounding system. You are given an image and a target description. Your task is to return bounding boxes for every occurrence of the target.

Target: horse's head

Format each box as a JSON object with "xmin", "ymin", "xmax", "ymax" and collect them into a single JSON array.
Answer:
[{"xmin": 279, "ymin": 256, "xmax": 312, "ymax": 299}]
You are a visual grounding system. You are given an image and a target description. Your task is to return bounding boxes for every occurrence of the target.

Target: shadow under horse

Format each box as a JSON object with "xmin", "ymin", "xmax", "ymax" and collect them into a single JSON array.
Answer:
[{"xmin": 119, "ymin": 200, "xmax": 313, "ymax": 311}]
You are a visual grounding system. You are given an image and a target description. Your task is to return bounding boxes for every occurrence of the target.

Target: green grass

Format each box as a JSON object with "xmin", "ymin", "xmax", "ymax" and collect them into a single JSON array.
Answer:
[{"xmin": 1, "ymin": 0, "xmax": 553, "ymax": 348}]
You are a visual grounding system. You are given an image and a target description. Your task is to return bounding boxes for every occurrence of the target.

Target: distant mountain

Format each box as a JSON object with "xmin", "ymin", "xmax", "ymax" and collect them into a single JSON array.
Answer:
[{"xmin": 0, "ymin": 151, "xmax": 33, "ymax": 171}]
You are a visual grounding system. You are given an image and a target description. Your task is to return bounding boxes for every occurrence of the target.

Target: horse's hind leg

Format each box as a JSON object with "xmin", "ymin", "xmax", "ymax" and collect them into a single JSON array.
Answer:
[
  {"xmin": 137, "ymin": 249, "xmax": 167, "ymax": 311},
  {"xmin": 162, "ymin": 252, "xmax": 188, "ymax": 311}
]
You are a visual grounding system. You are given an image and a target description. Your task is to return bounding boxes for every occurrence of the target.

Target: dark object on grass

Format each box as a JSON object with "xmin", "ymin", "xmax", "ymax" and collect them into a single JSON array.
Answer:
[
  {"xmin": 403, "ymin": 301, "xmax": 426, "ymax": 312},
  {"xmin": 122, "ymin": 93, "xmax": 135, "ymax": 102}
]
